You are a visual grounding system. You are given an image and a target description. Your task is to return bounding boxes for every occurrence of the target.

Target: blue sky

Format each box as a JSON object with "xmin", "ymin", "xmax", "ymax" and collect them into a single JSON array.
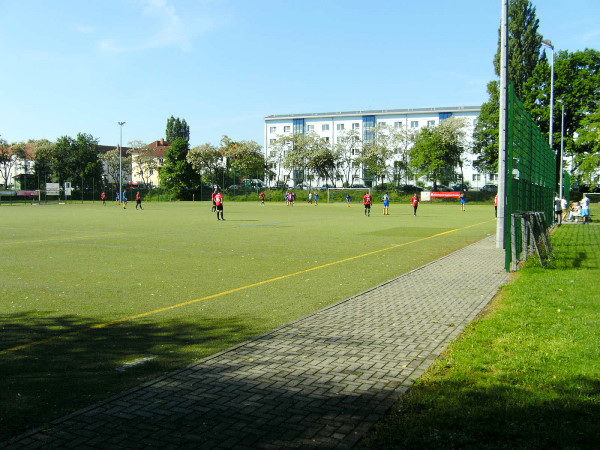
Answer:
[{"xmin": 1, "ymin": 0, "xmax": 598, "ymax": 149}]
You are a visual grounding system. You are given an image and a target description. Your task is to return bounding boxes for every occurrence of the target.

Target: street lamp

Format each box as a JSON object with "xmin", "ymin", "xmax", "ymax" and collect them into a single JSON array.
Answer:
[
  {"xmin": 542, "ymin": 40, "xmax": 554, "ymax": 148},
  {"xmin": 118, "ymin": 121, "xmax": 126, "ymax": 203},
  {"xmin": 557, "ymin": 99, "xmax": 565, "ymax": 198}
]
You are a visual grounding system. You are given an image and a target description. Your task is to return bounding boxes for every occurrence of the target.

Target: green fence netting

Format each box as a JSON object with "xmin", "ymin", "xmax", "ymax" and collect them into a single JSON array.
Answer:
[{"xmin": 505, "ymin": 83, "xmax": 556, "ymax": 271}]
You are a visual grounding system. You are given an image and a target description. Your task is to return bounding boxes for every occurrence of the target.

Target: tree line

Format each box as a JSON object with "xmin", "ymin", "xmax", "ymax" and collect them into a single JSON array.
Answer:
[{"xmin": 473, "ymin": 0, "xmax": 600, "ymax": 190}]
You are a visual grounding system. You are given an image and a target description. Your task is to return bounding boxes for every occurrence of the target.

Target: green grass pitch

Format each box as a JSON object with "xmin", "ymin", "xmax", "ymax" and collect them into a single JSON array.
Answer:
[{"xmin": 0, "ymin": 199, "xmax": 496, "ymax": 438}]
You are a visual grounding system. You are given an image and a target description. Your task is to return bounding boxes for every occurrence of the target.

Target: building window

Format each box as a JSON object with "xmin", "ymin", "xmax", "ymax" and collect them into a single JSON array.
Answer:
[
  {"xmin": 284, "ymin": 126, "xmax": 291, "ymax": 132},
  {"xmin": 411, "ymin": 121, "xmax": 419, "ymax": 128},
  {"xmin": 394, "ymin": 122, "xmax": 402, "ymax": 128},
  {"xmin": 490, "ymin": 173, "xmax": 498, "ymax": 181},
  {"xmin": 269, "ymin": 139, "xmax": 275, "ymax": 145},
  {"xmin": 269, "ymin": 126, "xmax": 276, "ymax": 133},
  {"xmin": 269, "ymin": 150, "xmax": 276, "ymax": 157},
  {"xmin": 473, "ymin": 119, "xmax": 478, "ymax": 127},
  {"xmin": 307, "ymin": 125, "xmax": 314, "ymax": 131},
  {"xmin": 472, "ymin": 174, "xmax": 481, "ymax": 181},
  {"xmin": 323, "ymin": 137, "xmax": 330, "ymax": 142},
  {"xmin": 439, "ymin": 112, "xmax": 453, "ymax": 121},
  {"xmin": 337, "ymin": 124, "xmax": 345, "ymax": 131},
  {"xmin": 352, "ymin": 149, "xmax": 360, "ymax": 155},
  {"xmin": 352, "ymin": 123, "xmax": 360, "ymax": 130},
  {"xmin": 322, "ymin": 124, "xmax": 330, "ymax": 131},
  {"xmin": 378, "ymin": 122, "xmax": 386, "ymax": 127},
  {"xmin": 427, "ymin": 120, "xmax": 435, "ymax": 127},
  {"xmin": 337, "ymin": 137, "xmax": 342, "ymax": 143}
]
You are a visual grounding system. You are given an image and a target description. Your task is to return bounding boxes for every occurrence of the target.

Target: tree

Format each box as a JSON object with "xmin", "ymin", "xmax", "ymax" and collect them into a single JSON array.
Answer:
[
  {"xmin": 358, "ymin": 140, "xmax": 393, "ymax": 187},
  {"xmin": 32, "ymin": 139, "xmax": 55, "ymax": 188},
  {"xmin": 371, "ymin": 124, "xmax": 411, "ymax": 186},
  {"xmin": 159, "ymin": 137, "xmax": 197, "ymax": 197},
  {"xmin": 129, "ymin": 141, "xmax": 159, "ymax": 187},
  {"xmin": 0, "ymin": 139, "xmax": 26, "ymax": 188},
  {"xmin": 306, "ymin": 142, "xmax": 339, "ymax": 187},
  {"xmin": 165, "ymin": 116, "xmax": 190, "ymax": 142},
  {"xmin": 524, "ymin": 49, "xmax": 600, "ymax": 154},
  {"xmin": 335, "ymin": 129, "xmax": 361, "ymax": 186},
  {"xmin": 99, "ymin": 148, "xmax": 132, "ymax": 187},
  {"xmin": 51, "ymin": 133, "xmax": 103, "ymax": 187},
  {"xmin": 187, "ymin": 143, "xmax": 224, "ymax": 186},
  {"xmin": 472, "ymin": 0, "xmax": 543, "ymax": 171},
  {"xmin": 271, "ymin": 133, "xmax": 314, "ymax": 185},
  {"xmin": 574, "ymin": 105, "xmax": 600, "ymax": 189},
  {"xmin": 410, "ymin": 117, "xmax": 470, "ymax": 187},
  {"xmin": 220, "ymin": 136, "xmax": 265, "ymax": 182}
]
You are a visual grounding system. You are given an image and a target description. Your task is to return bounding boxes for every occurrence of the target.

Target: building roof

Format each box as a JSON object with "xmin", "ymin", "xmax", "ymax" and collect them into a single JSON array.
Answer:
[
  {"xmin": 138, "ymin": 139, "xmax": 171, "ymax": 157},
  {"xmin": 265, "ymin": 105, "xmax": 481, "ymax": 121}
]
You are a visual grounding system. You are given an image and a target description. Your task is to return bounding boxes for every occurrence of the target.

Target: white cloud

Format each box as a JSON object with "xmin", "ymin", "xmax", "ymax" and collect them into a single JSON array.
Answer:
[
  {"xmin": 76, "ymin": 25, "xmax": 95, "ymax": 34},
  {"xmin": 97, "ymin": 0, "xmax": 225, "ymax": 53}
]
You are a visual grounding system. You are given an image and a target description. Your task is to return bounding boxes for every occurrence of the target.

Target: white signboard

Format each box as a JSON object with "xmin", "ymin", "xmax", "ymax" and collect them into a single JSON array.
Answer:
[{"xmin": 46, "ymin": 183, "xmax": 60, "ymax": 196}]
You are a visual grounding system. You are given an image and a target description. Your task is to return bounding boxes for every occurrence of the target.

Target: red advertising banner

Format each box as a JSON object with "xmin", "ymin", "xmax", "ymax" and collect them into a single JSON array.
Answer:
[{"xmin": 430, "ymin": 191, "xmax": 461, "ymax": 198}]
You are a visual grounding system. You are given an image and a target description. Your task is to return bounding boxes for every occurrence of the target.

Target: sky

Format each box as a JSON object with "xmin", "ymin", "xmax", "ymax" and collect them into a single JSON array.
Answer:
[{"xmin": 1, "ymin": 0, "xmax": 599, "ymax": 149}]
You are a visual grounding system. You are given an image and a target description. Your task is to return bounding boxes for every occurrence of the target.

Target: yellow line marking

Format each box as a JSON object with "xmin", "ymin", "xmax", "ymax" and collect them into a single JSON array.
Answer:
[{"xmin": 1, "ymin": 220, "xmax": 493, "ymax": 355}]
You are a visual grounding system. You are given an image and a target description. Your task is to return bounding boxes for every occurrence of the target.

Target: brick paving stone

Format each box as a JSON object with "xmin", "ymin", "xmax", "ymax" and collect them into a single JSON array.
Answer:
[{"xmin": 2, "ymin": 236, "xmax": 508, "ymax": 449}]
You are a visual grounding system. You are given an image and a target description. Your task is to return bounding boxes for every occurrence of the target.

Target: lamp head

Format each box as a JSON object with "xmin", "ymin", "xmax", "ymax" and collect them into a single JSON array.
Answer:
[{"xmin": 541, "ymin": 40, "xmax": 554, "ymax": 50}]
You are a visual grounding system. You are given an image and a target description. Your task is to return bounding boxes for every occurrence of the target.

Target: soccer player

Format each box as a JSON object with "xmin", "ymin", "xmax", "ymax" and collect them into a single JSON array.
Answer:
[
  {"xmin": 259, "ymin": 191, "xmax": 265, "ymax": 206},
  {"xmin": 345, "ymin": 193, "xmax": 351, "ymax": 207},
  {"xmin": 211, "ymin": 187, "xmax": 217, "ymax": 212},
  {"xmin": 381, "ymin": 192, "xmax": 390, "ymax": 215},
  {"xmin": 122, "ymin": 191, "xmax": 127, "ymax": 209},
  {"xmin": 494, "ymin": 193, "xmax": 499, "ymax": 217},
  {"xmin": 101, "ymin": 191, "xmax": 106, "ymax": 206},
  {"xmin": 363, "ymin": 191, "xmax": 372, "ymax": 216},
  {"xmin": 115, "ymin": 192, "xmax": 120, "ymax": 205},
  {"xmin": 411, "ymin": 193, "xmax": 419, "ymax": 216},
  {"xmin": 314, "ymin": 192, "xmax": 319, "ymax": 205},
  {"xmin": 215, "ymin": 189, "xmax": 225, "ymax": 220},
  {"xmin": 135, "ymin": 191, "xmax": 143, "ymax": 210},
  {"xmin": 460, "ymin": 191, "xmax": 467, "ymax": 212},
  {"xmin": 581, "ymin": 194, "xmax": 591, "ymax": 224}
]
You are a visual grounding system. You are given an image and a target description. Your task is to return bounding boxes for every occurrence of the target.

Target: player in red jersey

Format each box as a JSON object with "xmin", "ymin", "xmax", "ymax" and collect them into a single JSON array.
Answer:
[
  {"xmin": 363, "ymin": 192, "xmax": 372, "ymax": 216},
  {"xmin": 411, "ymin": 193, "xmax": 419, "ymax": 216},
  {"xmin": 211, "ymin": 188, "xmax": 217, "ymax": 212},
  {"xmin": 135, "ymin": 191, "xmax": 143, "ymax": 210},
  {"xmin": 259, "ymin": 191, "xmax": 265, "ymax": 206},
  {"xmin": 215, "ymin": 189, "xmax": 225, "ymax": 220}
]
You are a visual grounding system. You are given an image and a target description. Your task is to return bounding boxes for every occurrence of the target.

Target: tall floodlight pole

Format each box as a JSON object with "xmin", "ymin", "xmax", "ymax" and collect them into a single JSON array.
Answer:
[
  {"xmin": 497, "ymin": 0, "xmax": 509, "ymax": 250},
  {"xmin": 118, "ymin": 121, "xmax": 126, "ymax": 203},
  {"xmin": 542, "ymin": 40, "xmax": 554, "ymax": 148},
  {"xmin": 557, "ymin": 99, "xmax": 565, "ymax": 198}
]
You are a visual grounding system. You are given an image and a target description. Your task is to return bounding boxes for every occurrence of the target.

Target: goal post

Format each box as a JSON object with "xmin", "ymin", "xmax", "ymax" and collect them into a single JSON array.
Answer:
[{"xmin": 326, "ymin": 187, "xmax": 370, "ymax": 203}]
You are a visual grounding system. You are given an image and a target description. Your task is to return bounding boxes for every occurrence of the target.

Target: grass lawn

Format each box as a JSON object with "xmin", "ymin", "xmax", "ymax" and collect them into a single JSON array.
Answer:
[
  {"xmin": 360, "ymin": 224, "xmax": 600, "ymax": 449},
  {"xmin": 0, "ymin": 199, "xmax": 495, "ymax": 439}
]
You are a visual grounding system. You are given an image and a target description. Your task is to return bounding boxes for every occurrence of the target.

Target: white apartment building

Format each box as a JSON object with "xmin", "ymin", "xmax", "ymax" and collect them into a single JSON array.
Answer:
[{"xmin": 264, "ymin": 106, "xmax": 497, "ymax": 189}]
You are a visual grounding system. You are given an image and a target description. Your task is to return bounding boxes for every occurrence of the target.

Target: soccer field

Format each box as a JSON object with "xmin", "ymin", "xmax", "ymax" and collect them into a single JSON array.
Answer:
[{"xmin": 0, "ymin": 200, "xmax": 496, "ymax": 438}]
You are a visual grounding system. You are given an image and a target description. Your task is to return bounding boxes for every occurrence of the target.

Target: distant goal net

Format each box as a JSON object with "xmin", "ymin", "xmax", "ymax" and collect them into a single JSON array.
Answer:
[{"xmin": 327, "ymin": 187, "xmax": 371, "ymax": 204}]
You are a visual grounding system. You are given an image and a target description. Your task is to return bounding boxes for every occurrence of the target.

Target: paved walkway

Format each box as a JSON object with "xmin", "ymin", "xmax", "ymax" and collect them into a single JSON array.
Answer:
[{"xmin": 3, "ymin": 236, "xmax": 509, "ymax": 449}]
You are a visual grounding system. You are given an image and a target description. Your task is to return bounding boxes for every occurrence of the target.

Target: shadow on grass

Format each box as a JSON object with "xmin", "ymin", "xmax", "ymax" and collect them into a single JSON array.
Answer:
[
  {"xmin": 551, "ymin": 225, "xmax": 600, "ymax": 270},
  {"xmin": 0, "ymin": 311, "xmax": 255, "ymax": 441},
  {"xmin": 361, "ymin": 378, "xmax": 600, "ymax": 449}
]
